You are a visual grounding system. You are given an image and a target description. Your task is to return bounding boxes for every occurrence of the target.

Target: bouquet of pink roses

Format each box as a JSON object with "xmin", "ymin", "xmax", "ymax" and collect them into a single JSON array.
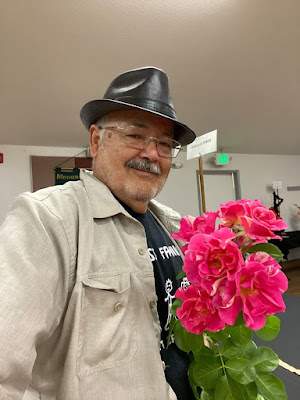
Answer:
[{"xmin": 168, "ymin": 199, "xmax": 289, "ymax": 400}]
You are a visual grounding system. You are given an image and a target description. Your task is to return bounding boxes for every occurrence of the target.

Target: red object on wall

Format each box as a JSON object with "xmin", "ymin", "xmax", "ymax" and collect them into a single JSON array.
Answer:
[{"xmin": 0, "ymin": 153, "xmax": 3, "ymax": 163}]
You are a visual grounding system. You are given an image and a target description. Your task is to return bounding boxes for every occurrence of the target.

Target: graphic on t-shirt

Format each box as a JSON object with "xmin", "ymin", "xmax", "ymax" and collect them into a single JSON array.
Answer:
[
  {"xmin": 164, "ymin": 278, "xmax": 175, "ymax": 331},
  {"xmin": 119, "ymin": 204, "xmax": 194, "ymax": 398},
  {"xmin": 148, "ymin": 245, "xmax": 181, "ymax": 262},
  {"xmin": 181, "ymin": 277, "xmax": 190, "ymax": 290}
]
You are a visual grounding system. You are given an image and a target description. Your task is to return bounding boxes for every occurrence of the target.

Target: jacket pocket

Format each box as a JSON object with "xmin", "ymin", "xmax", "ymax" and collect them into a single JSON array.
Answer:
[{"xmin": 77, "ymin": 273, "xmax": 137, "ymax": 379}]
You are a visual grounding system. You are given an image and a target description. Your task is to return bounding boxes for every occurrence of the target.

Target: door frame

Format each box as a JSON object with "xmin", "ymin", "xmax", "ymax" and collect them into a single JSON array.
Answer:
[{"xmin": 196, "ymin": 169, "xmax": 242, "ymax": 215}]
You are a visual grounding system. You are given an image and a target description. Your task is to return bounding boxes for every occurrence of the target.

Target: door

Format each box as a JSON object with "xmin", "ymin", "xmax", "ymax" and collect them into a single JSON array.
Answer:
[{"xmin": 196, "ymin": 170, "xmax": 241, "ymax": 214}]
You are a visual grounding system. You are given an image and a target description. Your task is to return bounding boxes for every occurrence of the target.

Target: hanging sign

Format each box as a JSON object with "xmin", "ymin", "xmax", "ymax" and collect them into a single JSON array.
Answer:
[
  {"xmin": 187, "ymin": 130, "xmax": 217, "ymax": 160},
  {"xmin": 55, "ymin": 168, "xmax": 80, "ymax": 185}
]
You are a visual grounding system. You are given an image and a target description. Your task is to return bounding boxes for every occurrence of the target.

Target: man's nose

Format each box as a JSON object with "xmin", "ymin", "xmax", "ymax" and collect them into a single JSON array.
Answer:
[{"xmin": 139, "ymin": 138, "xmax": 160, "ymax": 160}]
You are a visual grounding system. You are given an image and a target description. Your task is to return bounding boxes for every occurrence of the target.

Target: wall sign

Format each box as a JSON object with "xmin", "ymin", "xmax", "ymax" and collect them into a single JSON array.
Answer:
[{"xmin": 55, "ymin": 168, "xmax": 80, "ymax": 185}]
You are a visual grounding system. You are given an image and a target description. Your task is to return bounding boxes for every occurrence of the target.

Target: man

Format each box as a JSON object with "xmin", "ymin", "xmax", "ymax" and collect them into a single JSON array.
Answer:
[{"xmin": 0, "ymin": 67, "xmax": 196, "ymax": 399}]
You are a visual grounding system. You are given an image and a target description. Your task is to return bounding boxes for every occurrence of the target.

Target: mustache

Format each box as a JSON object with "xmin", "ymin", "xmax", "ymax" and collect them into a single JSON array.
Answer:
[{"xmin": 125, "ymin": 160, "xmax": 162, "ymax": 175}]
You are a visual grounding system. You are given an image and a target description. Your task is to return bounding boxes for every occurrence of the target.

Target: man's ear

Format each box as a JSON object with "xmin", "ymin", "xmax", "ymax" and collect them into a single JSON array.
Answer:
[{"xmin": 89, "ymin": 125, "xmax": 100, "ymax": 158}]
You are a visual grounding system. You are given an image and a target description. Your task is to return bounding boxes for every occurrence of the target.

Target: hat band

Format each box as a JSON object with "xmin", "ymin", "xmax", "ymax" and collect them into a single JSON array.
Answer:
[{"xmin": 105, "ymin": 96, "xmax": 178, "ymax": 120}]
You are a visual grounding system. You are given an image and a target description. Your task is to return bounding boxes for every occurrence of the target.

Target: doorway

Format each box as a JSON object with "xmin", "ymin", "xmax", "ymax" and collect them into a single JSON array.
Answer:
[{"xmin": 196, "ymin": 170, "xmax": 241, "ymax": 215}]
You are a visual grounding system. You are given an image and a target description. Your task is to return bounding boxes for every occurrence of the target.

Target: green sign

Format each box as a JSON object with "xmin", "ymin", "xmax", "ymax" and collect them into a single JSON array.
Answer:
[
  {"xmin": 55, "ymin": 168, "xmax": 80, "ymax": 185},
  {"xmin": 217, "ymin": 153, "xmax": 229, "ymax": 165}
]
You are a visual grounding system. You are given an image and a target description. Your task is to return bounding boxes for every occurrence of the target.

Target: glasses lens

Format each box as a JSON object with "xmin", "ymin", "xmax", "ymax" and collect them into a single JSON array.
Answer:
[
  {"xmin": 157, "ymin": 139, "xmax": 181, "ymax": 158},
  {"xmin": 106, "ymin": 126, "xmax": 181, "ymax": 158},
  {"xmin": 171, "ymin": 145, "xmax": 181, "ymax": 158},
  {"xmin": 123, "ymin": 134, "xmax": 144, "ymax": 148}
]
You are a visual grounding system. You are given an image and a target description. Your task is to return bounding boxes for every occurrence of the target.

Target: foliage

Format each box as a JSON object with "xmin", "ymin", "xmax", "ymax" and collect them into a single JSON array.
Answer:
[{"xmin": 169, "ymin": 199, "xmax": 288, "ymax": 400}]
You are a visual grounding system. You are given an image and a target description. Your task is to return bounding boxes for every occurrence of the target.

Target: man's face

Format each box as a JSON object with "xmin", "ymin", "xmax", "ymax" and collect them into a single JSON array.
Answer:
[{"xmin": 89, "ymin": 109, "xmax": 174, "ymax": 212}]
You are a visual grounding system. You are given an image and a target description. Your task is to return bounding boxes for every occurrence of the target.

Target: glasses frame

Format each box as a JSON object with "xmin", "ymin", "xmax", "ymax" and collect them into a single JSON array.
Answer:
[{"xmin": 99, "ymin": 125, "xmax": 182, "ymax": 159}]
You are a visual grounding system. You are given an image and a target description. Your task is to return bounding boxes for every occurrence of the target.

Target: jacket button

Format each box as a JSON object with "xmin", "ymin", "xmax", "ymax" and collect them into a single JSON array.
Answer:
[
  {"xmin": 114, "ymin": 302, "xmax": 123, "ymax": 312},
  {"xmin": 162, "ymin": 361, "xmax": 166, "ymax": 371},
  {"xmin": 149, "ymin": 300, "xmax": 156, "ymax": 309},
  {"xmin": 138, "ymin": 248, "xmax": 145, "ymax": 255}
]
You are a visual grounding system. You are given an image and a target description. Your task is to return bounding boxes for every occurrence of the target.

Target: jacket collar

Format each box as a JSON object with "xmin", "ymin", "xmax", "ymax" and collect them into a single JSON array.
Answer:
[
  {"xmin": 80, "ymin": 169, "xmax": 176, "ymax": 223},
  {"xmin": 80, "ymin": 170, "xmax": 126, "ymax": 218}
]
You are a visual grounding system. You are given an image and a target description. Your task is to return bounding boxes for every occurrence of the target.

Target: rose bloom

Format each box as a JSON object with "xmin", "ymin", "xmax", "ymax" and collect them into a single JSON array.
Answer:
[
  {"xmin": 193, "ymin": 211, "xmax": 220, "ymax": 234},
  {"xmin": 212, "ymin": 278, "xmax": 242, "ymax": 326},
  {"xmin": 171, "ymin": 212, "xmax": 220, "ymax": 241},
  {"xmin": 246, "ymin": 251, "xmax": 282, "ymax": 271},
  {"xmin": 172, "ymin": 212, "xmax": 220, "ymax": 253},
  {"xmin": 183, "ymin": 228, "xmax": 244, "ymax": 295},
  {"xmin": 220, "ymin": 199, "xmax": 288, "ymax": 245},
  {"xmin": 175, "ymin": 285, "xmax": 225, "ymax": 334},
  {"xmin": 171, "ymin": 215, "xmax": 197, "ymax": 243},
  {"xmin": 236, "ymin": 259, "xmax": 288, "ymax": 330},
  {"xmin": 220, "ymin": 199, "xmax": 250, "ymax": 229}
]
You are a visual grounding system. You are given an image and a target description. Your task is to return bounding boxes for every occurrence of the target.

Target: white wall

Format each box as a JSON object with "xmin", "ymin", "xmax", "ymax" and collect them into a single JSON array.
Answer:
[
  {"xmin": 0, "ymin": 145, "xmax": 86, "ymax": 223},
  {"xmin": 156, "ymin": 151, "xmax": 300, "ymax": 233},
  {"xmin": 1, "ymin": 145, "xmax": 300, "ymax": 234}
]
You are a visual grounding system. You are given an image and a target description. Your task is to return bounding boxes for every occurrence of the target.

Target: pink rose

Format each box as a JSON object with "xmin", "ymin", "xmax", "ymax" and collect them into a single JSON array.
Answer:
[
  {"xmin": 212, "ymin": 279, "xmax": 242, "ymax": 326},
  {"xmin": 220, "ymin": 199, "xmax": 289, "ymax": 244},
  {"xmin": 193, "ymin": 211, "xmax": 220, "ymax": 234},
  {"xmin": 220, "ymin": 199, "xmax": 250, "ymax": 229},
  {"xmin": 175, "ymin": 285, "xmax": 225, "ymax": 334},
  {"xmin": 183, "ymin": 228, "xmax": 243, "ymax": 295},
  {"xmin": 236, "ymin": 260, "xmax": 288, "ymax": 330},
  {"xmin": 172, "ymin": 212, "xmax": 219, "ymax": 243},
  {"xmin": 246, "ymin": 252, "xmax": 282, "ymax": 271},
  {"xmin": 172, "ymin": 212, "xmax": 220, "ymax": 254},
  {"xmin": 171, "ymin": 215, "xmax": 196, "ymax": 243},
  {"xmin": 240, "ymin": 206, "xmax": 288, "ymax": 242}
]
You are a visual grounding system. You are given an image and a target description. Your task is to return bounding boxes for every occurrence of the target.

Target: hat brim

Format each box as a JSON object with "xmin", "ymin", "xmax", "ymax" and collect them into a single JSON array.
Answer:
[{"xmin": 80, "ymin": 99, "xmax": 196, "ymax": 147}]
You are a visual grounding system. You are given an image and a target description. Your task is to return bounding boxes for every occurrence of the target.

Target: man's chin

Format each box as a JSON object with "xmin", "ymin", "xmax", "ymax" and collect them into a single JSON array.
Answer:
[{"xmin": 125, "ymin": 185, "xmax": 162, "ymax": 203}]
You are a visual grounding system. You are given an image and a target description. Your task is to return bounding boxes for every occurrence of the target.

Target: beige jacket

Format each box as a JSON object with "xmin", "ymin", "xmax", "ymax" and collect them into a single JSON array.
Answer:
[{"xmin": 0, "ymin": 170, "xmax": 183, "ymax": 400}]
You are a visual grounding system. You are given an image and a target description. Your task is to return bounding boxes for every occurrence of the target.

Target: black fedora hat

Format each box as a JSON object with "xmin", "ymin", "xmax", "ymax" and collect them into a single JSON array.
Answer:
[{"xmin": 80, "ymin": 66, "xmax": 196, "ymax": 146}]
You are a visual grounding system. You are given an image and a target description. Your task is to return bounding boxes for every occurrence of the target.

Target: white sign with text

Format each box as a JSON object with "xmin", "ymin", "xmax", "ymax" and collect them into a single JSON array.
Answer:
[
  {"xmin": 273, "ymin": 181, "xmax": 282, "ymax": 189},
  {"xmin": 187, "ymin": 130, "xmax": 217, "ymax": 160}
]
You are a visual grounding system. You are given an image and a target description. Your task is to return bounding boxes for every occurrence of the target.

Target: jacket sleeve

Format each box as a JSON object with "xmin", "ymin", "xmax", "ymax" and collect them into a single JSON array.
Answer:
[{"xmin": 0, "ymin": 194, "xmax": 71, "ymax": 399}]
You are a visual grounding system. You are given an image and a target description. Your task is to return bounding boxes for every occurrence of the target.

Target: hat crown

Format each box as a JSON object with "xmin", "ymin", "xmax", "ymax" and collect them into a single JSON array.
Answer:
[
  {"xmin": 80, "ymin": 66, "xmax": 196, "ymax": 146},
  {"xmin": 103, "ymin": 67, "xmax": 177, "ymax": 120}
]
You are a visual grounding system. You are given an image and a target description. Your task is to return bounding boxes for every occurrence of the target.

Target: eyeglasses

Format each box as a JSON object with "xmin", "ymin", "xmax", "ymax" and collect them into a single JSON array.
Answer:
[{"xmin": 99, "ymin": 125, "xmax": 181, "ymax": 158}]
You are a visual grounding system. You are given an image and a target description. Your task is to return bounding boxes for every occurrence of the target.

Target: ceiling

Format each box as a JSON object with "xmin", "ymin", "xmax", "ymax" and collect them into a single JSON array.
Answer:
[{"xmin": 1, "ymin": 0, "xmax": 299, "ymax": 155}]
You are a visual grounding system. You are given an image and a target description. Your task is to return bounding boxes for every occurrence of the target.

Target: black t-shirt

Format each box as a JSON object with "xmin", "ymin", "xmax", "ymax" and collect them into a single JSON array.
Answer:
[{"xmin": 121, "ymin": 202, "xmax": 194, "ymax": 400}]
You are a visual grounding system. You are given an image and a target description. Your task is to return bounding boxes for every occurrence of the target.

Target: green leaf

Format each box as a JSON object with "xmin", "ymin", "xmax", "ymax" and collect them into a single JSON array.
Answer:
[
  {"xmin": 176, "ymin": 268, "xmax": 186, "ymax": 280},
  {"xmin": 244, "ymin": 243, "xmax": 283, "ymax": 261},
  {"xmin": 255, "ymin": 373, "xmax": 286, "ymax": 400},
  {"xmin": 173, "ymin": 322, "xmax": 204, "ymax": 354},
  {"xmin": 188, "ymin": 369, "xmax": 201, "ymax": 400},
  {"xmin": 187, "ymin": 332, "xmax": 204, "ymax": 355},
  {"xmin": 230, "ymin": 325, "xmax": 252, "ymax": 346},
  {"xmin": 201, "ymin": 390, "xmax": 215, "ymax": 400},
  {"xmin": 194, "ymin": 345, "xmax": 219, "ymax": 360},
  {"xmin": 221, "ymin": 338, "xmax": 244, "ymax": 359},
  {"xmin": 173, "ymin": 322, "xmax": 191, "ymax": 352},
  {"xmin": 255, "ymin": 315, "xmax": 280, "ymax": 341},
  {"xmin": 170, "ymin": 298, "xmax": 183, "ymax": 317},
  {"xmin": 245, "ymin": 382, "xmax": 258, "ymax": 400},
  {"xmin": 215, "ymin": 375, "xmax": 252, "ymax": 400},
  {"xmin": 206, "ymin": 329, "xmax": 230, "ymax": 342},
  {"xmin": 225, "ymin": 358, "xmax": 256, "ymax": 384},
  {"xmin": 190, "ymin": 356, "xmax": 223, "ymax": 390},
  {"xmin": 242, "ymin": 341, "xmax": 257, "ymax": 360},
  {"xmin": 234, "ymin": 312, "xmax": 246, "ymax": 326},
  {"xmin": 251, "ymin": 347, "xmax": 279, "ymax": 372},
  {"xmin": 256, "ymin": 395, "xmax": 266, "ymax": 400},
  {"xmin": 167, "ymin": 317, "xmax": 178, "ymax": 348}
]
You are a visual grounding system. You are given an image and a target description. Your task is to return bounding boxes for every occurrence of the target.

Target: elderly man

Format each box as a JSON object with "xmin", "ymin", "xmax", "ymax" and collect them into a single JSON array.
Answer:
[{"xmin": 0, "ymin": 67, "xmax": 196, "ymax": 399}]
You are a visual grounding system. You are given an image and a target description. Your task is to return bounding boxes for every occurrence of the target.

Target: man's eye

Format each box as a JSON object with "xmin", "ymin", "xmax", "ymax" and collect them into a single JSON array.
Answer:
[
  {"xmin": 126, "ymin": 133, "xmax": 143, "ymax": 140},
  {"xmin": 159, "ymin": 140, "xmax": 172, "ymax": 148}
]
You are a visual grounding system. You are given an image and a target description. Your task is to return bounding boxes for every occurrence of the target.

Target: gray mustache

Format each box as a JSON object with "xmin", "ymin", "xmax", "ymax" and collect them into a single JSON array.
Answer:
[{"xmin": 125, "ymin": 160, "xmax": 161, "ymax": 175}]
